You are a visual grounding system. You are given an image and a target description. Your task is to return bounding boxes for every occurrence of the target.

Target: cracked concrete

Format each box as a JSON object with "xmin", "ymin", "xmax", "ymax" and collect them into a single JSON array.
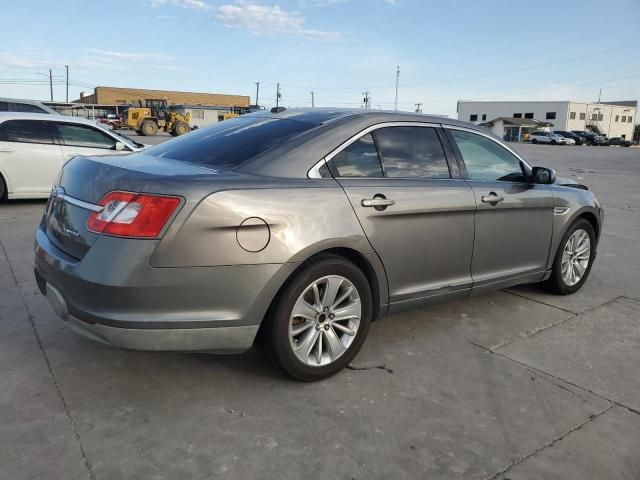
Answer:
[{"xmin": 0, "ymin": 144, "xmax": 639, "ymax": 479}]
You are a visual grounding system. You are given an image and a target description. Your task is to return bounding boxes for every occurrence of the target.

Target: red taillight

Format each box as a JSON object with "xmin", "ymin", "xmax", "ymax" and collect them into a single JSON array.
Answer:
[{"xmin": 87, "ymin": 191, "xmax": 180, "ymax": 238}]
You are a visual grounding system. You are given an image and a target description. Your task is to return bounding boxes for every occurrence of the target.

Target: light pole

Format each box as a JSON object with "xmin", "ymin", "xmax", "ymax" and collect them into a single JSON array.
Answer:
[
  {"xmin": 310, "ymin": 91, "xmax": 315, "ymax": 108},
  {"xmin": 36, "ymin": 71, "xmax": 53, "ymax": 101}
]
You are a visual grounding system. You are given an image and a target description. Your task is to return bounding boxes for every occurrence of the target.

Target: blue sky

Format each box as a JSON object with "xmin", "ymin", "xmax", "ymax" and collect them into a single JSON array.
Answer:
[{"xmin": 2, "ymin": 0, "xmax": 639, "ymax": 116}]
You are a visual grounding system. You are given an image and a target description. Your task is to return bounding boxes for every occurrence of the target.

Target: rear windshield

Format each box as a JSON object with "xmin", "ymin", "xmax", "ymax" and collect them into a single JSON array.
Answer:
[{"xmin": 147, "ymin": 116, "xmax": 318, "ymax": 171}]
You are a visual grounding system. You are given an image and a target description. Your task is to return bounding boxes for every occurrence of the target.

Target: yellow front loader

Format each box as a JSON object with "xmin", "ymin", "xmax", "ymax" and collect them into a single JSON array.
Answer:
[{"xmin": 123, "ymin": 101, "xmax": 191, "ymax": 137}]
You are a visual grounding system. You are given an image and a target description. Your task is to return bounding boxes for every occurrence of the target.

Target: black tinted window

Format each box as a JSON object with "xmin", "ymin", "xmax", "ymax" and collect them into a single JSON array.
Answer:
[
  {"xmin": 0, "ymin": 120, "xmax": 56, "ymax": 144},
  {"xmin": 373, "ymin": 126, "xmax": 450, "ymax": 178},
  {"xmin": 16, "ymin": 103, "xmax": 47, "ymax": 113},
  {"xmin": 56, "ymin": 123, "xmax": 116, "ymax": 149},
  {"xmin": 0, "ymin": 101, "xmax": 8, "ymax": 112},
  {"xmin": 148, "ymin": 116, "xmax": 317, "ymax": 170},
  {"xmin": 451, "ymin": 130, "xmax": 524, "ymax": 182},
  {"xmin": 332, "ymin": 133, "xmax": 383, "ymax": 177}
]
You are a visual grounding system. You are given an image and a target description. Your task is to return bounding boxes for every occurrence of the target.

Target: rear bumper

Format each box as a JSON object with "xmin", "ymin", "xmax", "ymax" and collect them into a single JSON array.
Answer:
[{"xmin": 34, "ymin": 226, "xmax": 298, "ymax": 352}]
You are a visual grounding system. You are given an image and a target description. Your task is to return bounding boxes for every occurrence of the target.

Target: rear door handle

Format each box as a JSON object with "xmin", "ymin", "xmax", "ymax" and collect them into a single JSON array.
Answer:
[
  {"xmin": 481, "ymin": 193, "xmax": 504, "ymax": 204},
  {"xmin": 362, "ymin": 198, "xmax": 395, "ymax": 208}
]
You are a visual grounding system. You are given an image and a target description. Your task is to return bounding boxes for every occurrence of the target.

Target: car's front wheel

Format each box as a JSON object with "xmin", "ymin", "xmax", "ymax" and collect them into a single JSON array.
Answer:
[
  {"xmin": 545, "ymin": 218, "xmax": 596, "ymax": 295},
  {"xmin": 264, "ymin": 254, "xmax": 372, "ymax": 381}
]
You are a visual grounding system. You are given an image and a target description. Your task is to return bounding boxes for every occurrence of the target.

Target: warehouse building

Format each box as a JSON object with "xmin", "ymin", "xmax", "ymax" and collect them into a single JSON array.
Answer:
[
  {"xmin": 458, "ymin": 100, "xmax": 637, "ymax": 140},
  {"xmin": 74, "ymin": 86, "xmax": 250, "ymax": 109}
]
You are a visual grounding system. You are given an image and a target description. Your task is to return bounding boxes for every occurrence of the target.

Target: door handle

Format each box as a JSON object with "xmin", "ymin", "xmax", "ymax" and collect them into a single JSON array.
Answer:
[
  {"xmin": 481, "ymin": 193, "xmax": 504, "ymax": 205},
  {"xmin": 362, "ymin": 198, "xmax": 395, "ymax": 208}
]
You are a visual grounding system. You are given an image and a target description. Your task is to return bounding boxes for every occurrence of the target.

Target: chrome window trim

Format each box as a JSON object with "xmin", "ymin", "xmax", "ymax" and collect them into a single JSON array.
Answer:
[
  {"xmin": 307, "ymin": 121, "xmax": 443, "ymax": 179},
  {"xmin": 442, "ymin": 124, "xmax": 533, "ymax": 170},
  {"xmin": 308, "ymin": 159, "xmax": 328, "ymax": 179}
]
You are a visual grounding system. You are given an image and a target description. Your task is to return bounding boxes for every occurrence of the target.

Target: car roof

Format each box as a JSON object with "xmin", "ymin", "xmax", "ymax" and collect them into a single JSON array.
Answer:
[
  {"xmin": 246, "ymin": 107, "xmax": 468, "ymax": 128},
  {"xmin": 0, "ymin": 111, "xmax": 102, "ymax": 127}
]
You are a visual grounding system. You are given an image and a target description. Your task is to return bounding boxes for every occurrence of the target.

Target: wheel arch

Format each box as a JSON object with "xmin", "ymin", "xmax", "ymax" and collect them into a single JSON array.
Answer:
[
  {"xmin": 263, "ymin": 247, "xmax": 388, "ymax": 333},
  {"xmin": 0, "ymin": 168, "xmax": 9, "ymax": 199}
]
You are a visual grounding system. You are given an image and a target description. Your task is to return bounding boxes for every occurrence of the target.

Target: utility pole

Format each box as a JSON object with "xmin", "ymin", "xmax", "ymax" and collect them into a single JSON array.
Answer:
[
  {"xmin": 394, "ymin": 65, "xmax": 400, "ymax": 111},
  {"xmin": 255, "ymin": 81, "xmax": 260, "ymax": 107},
  {"xmin": 310, "ymin": 91, "xmax": 315, "ymax": 108},
  {"xmin": 415, "ymin": 102, "xmax": 422, "ymax": 113},
  {"xmin": 597, "ymin": 88, "xmax": 602, "ymax": 104},
  {"xmin": 65, "ymin": 65, "xmax": 69, "ymax": 102},
  {"xmin": 362, "ymin": 91, "xmax": 371, "ymax": 110},
  {"xmin": 48, "ymin": 69, "xmax": 53, "ymax": 101},
  {"xmin": 276, "ymin": 82, "xmax": 281, "ymax": 108}
]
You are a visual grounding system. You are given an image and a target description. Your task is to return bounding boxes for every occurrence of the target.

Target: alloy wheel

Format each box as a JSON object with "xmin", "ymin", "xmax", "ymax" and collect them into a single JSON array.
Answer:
[
  {"xmin": 288, "ymin": 275, "xmax": 361, "ymax": 367},
  {"xmin": 561, "ymin": 228, "xmax": 591, "ymax": 287}
]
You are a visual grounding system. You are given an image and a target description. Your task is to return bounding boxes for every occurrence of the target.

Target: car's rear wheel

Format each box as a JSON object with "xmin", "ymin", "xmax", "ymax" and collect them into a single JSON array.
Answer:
[
  {"xmin": 532, "ymin": 139, "xmax": 538, "ymax": 144},
  {"xmin": 544, "ymin": 218, "xmax": 595, "ymax": 295},
  {"xmin": 0, "ymin": 174, "xmax": 6, "ymax": 201},
  {"xmin": 264, "ymin": 254, "xmax": 372, "ymax": 381}
]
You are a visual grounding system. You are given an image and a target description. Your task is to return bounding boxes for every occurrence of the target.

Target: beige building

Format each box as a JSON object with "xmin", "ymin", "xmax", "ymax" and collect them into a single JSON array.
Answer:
[{"xmin": 75, "ymin": 86, "xmax": 250, "ymax": 108}]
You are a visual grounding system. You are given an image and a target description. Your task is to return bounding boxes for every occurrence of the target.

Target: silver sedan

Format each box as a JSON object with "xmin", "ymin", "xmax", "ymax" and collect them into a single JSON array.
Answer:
[{"xmin": 34, "ymin": 109, "xmax": 603, "ymax": 381}]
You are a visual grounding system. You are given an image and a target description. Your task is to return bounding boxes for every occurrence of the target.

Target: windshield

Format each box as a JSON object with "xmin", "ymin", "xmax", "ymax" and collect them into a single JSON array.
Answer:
[{"xmin": 146, "ymin": 116, "xmax": 319, "ymax": 171}]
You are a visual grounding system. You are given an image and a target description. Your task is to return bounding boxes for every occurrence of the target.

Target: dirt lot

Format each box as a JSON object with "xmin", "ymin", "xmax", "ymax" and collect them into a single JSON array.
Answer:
[{"xmin": 1, "ymin": 143, "xmax": 639, "ymax": 479}]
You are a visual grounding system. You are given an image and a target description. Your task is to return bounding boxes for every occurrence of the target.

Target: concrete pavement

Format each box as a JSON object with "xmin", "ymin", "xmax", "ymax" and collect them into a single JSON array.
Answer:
[{"xmin": 1, "ymin": 144, "xmax": 638, "ymax": 479}]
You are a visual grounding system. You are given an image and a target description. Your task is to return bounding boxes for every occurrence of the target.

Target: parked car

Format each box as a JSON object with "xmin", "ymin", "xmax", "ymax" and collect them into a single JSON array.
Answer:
[
  {"xmin": 530, "ymin": 131, "xmax": 569, "ymax": 144},
  {"xmin": 99, "ymin": 114, "xmax": 124, "ymax": 130},
  {"xmin": 0, "ymin": 97, "xmax": 58, "ymax": 114},
  {"xmin": 554, "ymin": 130, "xmax": 583, "ymax": 145},
  {"xmin": 34, "ymin": 109, "xmax": 603, "ymax": 381},
  {"xmin": 571, "ymin": 130, "xmax": 607, "ymax": 146},
  {"xmin": 0, "ymin": 113, "xmax": 147, "ymax": 200},
  {"xmin": 608, "ymin": 137, "xmax": 633, "ymax": 147}
]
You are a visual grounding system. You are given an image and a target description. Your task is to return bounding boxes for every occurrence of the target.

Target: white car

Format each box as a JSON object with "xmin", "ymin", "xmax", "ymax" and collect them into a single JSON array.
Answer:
[
  {"xmin": 0, "ymin": 113, "xmax": 147, "ymax": 199},
  {"xmin": 529, "ymin": 131, "xmax": 569, "ymax": 145}
]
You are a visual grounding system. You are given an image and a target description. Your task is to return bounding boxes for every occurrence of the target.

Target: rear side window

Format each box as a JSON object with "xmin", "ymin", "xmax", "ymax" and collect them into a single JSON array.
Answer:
[
  {"xmin": 0, "ymin": 120, "xmax": 56, "ymax": 144},
  {"xmin": 332, "ymin": 133, "xmax": 383, "ymax": 177},
  {"xmin": 56, "ymin": 123, "xmax": 116, "ymax": 149},
  {"xmin": 148, "ymin": 116, "xmax": 318, "ymax": 171},
  {"xmin": 373, "ymin": 126, "xmax": 450, "ymax": 178},
  {"xmin": 16, "ymin": 103, "xmax": 47, "ymax": 113}
]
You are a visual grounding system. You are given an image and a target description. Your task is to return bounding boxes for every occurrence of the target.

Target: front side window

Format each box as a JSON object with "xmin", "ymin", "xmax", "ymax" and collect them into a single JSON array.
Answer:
[
  {"xmin": 0, "ymin": 120, "xmax": 56, "ymax": 144},
  {"xmin": 332, "ymin": 133, "xmax": 383, "ymax": 177},
  {"xmin": 56, "ymin": 123, "xmax": 117, "ymax": 149},
  {"xmin": 450, "ymin": 129, "xmax": 524, "ymax": 182},
  {"xmin": 373, "ymin": 126, "xmax": 450, "ymax": 179}
]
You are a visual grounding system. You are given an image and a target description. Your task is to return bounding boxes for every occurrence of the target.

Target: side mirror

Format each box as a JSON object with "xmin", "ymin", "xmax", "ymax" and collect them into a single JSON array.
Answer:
[
  {"xmin": 114, "ymin": 141, "xmax": 127, "ymax": 151},
  {"xmin": 531, "ymin": 166, "xmax": 556, "ymax": 184}
]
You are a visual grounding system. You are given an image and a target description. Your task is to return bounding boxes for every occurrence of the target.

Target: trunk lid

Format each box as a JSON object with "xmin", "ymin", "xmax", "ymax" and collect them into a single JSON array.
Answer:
[{"xmin": 44, "ymin": 153, "xmax": 244, "ymax": 259}]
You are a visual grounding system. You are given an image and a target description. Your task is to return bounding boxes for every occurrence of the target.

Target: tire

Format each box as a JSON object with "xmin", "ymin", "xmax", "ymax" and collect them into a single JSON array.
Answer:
[
  {"xmin": 140, "ymin": 120, "xmax": 158, "ymax": 136},
  {"xmin": 173, "ymin": 121, "xmax": 189, "ymax": 136},
  {"xmin": 262, "ymin": 254, "xmax": 373, "ymax": 381},
  {"xmin": 544, "ymin": 218, "xmax": 596, "ymax": 295},
  {"xmin": 550, "ymin": 140, "xmax": 557, "ymax": 145},
  {"xmin": 532, "ymin": 139, "xmax": 538, "ymax": 144},
  {"xmin": 0, "ymin": 174, "xmax": 6, "ymax": 201}
]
